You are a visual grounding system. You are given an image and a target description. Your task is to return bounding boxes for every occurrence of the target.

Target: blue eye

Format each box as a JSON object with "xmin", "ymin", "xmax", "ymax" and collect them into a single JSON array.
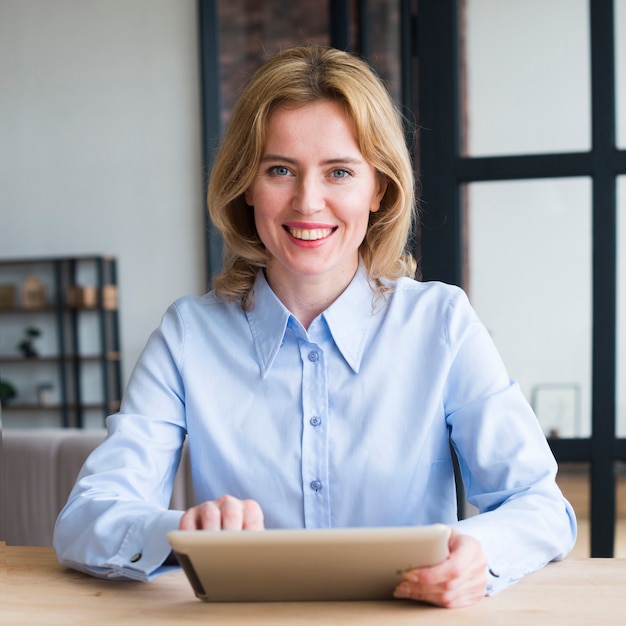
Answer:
[
  {"xmin": 270, "ymin": 166, "xmax": 290, "ymax": 176},
  {"xmin": 331, "ymin": 169, "xmax": 351, "ymax": 179}
]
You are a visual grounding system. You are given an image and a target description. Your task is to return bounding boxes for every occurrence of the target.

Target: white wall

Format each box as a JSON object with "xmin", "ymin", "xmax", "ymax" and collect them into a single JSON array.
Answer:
[{"xmin": 0, "ymin": 1, "xmax": 206, "ymax": 402}]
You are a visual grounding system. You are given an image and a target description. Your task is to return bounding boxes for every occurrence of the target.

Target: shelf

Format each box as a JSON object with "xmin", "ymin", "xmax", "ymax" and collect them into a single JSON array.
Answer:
[
  {"xmin": 2, "ymin": 401, "xmax": 121, "ymax": 412},
  {"xmin": 0, "ymin": 352, "xmax": 121, "ymax": 363},
  {"xmin": 0, "ymin": 306, "xmax": 58, "ymax": 314},
  {"xmin": 0, "ymin": 254, "xmax": 115, "ymax": 266},
  {"xmin": 0, "ymin": 355, "xmax": 60, "ymax": 363},
  {"xmin": 0, "ymin": 305, "xmax": 118, "ymax": 315},
  {"xmin": 0, "ymin": 255, "xmax": 122, "ymax": 428}
]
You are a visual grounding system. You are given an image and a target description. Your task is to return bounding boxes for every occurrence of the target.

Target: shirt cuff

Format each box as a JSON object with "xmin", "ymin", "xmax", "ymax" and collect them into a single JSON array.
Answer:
[
  {"xmin": 102, "ymin": 509, "xmax": 184, "ymax": 581},
  {"xmin": 449, "ymin": 516, "xmax": 512, "ymax": 595}
]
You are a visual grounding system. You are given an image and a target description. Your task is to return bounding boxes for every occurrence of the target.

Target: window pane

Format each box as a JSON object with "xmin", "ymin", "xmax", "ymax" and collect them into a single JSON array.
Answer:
[
  {"xmin": 617, "ymin": 0, "xmax": 626, "ymax": 148},
  {"xmin": 618, "ymin": 177, "xmax": 626, "ymax": 436},
  {"xmin": 466, "ymin": 178, "xmax": 592, "ymax": 437},
  {"xmin": 462, "ymin": 0, "xmax": 591, "ymax": 156}
]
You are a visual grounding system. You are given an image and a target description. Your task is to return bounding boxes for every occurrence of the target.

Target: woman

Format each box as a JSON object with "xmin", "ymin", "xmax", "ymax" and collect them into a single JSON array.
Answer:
[{"xmin": 54, "ymin": 45, "xmax": 576, "ymax": 608}]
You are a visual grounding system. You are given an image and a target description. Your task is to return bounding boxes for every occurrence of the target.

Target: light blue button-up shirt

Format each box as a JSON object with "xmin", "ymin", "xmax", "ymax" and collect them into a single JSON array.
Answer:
[{"xmin": 54, "ymin": 266, "xmax": 576, "ymax": 594}]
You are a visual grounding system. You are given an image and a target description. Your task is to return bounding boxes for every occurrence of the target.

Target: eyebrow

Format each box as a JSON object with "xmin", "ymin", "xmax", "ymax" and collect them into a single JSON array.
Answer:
[{"xmin": 260, "ymin": 154, "xmax": 365, "ymax": 166}]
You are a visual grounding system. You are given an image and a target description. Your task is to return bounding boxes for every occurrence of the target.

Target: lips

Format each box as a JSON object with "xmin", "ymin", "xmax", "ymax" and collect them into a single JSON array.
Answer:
[{"xmin": 284, "ymin": 226, "xmax": 336, "ymax": 241}]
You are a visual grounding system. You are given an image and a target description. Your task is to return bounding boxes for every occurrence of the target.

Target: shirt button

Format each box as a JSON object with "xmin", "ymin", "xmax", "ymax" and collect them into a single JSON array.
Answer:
[
  {"xmin": 308, "ymin": 351, "xmax": 320, "ymax": 362},
  {"xmin": 310, "ymin": 416, "xmax": 322, "ymax": 427},
  {"xmin": 310, "ymin": 480, "xmax": 322, "ymax": 492},
  {"xmin": 130, "ymin": 552, "xmax": 142, "ymax": 563}
]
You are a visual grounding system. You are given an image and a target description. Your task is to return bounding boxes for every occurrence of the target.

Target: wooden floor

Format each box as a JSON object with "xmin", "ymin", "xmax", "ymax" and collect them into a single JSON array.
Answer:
[{"xmin": 556, "ymin": 463, "xmax": 626, "ymax": 558}]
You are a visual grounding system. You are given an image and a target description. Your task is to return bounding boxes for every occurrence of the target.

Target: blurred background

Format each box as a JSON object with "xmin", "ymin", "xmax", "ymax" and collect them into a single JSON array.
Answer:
[{"xmin": 1, "ymin": 0, "xmax": 624, "ymax": 557}]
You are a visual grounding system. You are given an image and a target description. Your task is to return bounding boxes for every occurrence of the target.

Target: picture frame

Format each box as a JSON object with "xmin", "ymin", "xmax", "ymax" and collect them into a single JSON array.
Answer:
[{"xmin": 531, "ymin": 383, "xmax": 581, "ymax": 438}]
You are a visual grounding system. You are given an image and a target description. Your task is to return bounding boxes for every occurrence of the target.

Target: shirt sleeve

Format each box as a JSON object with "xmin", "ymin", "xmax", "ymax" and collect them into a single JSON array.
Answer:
[
  {"xmin": 443, "ymin": 289, "xmax": 577, "ymax": 595},
  {"xmin": 53, "ymin": 303, "xmax": 188, "ymax": 581}
]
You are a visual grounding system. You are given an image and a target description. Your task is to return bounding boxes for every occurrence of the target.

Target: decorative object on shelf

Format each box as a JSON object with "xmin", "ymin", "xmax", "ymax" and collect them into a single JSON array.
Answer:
[
  {"xmin": 37, "ymin": 382, "xmax": 54, "ymax": 407},
  {"xmin": 0, "ymin": 378, "xmax": 18, "ymax": 406},
  {"xmin": 67, "ymin": 284, "xmax": 118, "ymax": 309},
  {"xmin": 67, "ymin": 285, "xmax": 97, "ymax": 308},
  {"xmin": 101, "ymin": 284, "xmax": 118, "ymax": 310},
  {"xmin": 17, "ymin": 325, "xmax": 42, "ymax": 358},
  {"xmin": 0, "ymin": 284, "xmax": 16, "ymax": 309},
  {"xmin": 21, "ymin": 275, "xmax": 47, "ymax": 309}
]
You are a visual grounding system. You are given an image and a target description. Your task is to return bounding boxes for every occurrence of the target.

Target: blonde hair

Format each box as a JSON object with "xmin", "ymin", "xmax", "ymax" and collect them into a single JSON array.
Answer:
[{"xmin": 208, "ymin": 45, "xmax": 417, "ymax": 308}]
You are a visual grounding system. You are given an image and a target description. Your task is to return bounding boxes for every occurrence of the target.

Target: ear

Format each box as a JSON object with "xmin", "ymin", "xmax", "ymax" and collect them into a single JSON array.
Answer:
[
  {"xmin": 244, "ymin": 189, "xmax": 253, "ymax": 206},
  {"xmin": 370, "ymin": 175, "xmax": 388, "ymax": 213}
]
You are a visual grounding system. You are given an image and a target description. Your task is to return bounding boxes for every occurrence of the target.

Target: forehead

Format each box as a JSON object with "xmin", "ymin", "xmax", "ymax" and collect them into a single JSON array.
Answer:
[{"xmin": 264, "ymin": 100, "xmax": 359, "ymax": 146}]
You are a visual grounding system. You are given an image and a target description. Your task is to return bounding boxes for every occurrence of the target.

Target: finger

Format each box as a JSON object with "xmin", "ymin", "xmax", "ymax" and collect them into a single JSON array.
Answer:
[
  {"xmin": 179, "ymin": 501, "xmax": 223, "ymax": 531},
  {"xmin": 404, "ymin": 532, "xmax": 486, "ymax": 587},
  {"xmin": 400, "ymin": 559, "xmax": 461, "ymax": 592},
  {"xmin": 241, "ymin": 499, "xmax": 265, "ymax": 529},
  {"xmin": 398, "ymin": 565, "xmax": 486, "ymax": 607},
  {"xmin": 178, "ymin": 508, "xmax": 197, "ymax": 530},
  {"xmin": 179, "ymin": 506, "xmax": 203, "ymax": 530},
  {"xmin": 395, "ymin": 530, "xmax": 488, "ymax": 608},
  {"xmin": 394, "ymin": 576, "xmax": 486, "ymax": 608},
  {"xmin": 179, "ymin": 504, "xmax": 211, "ymax": 530},
  {"xmin": 431, "ymin": 568, "xmax": 487, "ymax": 608},
  {"xmin": 179, "ymin": 497, "xmax": 265, "ymax": 531},
  {"xmin": 215, "ymin": 495, "xmax": 245, "ymax": 530}
]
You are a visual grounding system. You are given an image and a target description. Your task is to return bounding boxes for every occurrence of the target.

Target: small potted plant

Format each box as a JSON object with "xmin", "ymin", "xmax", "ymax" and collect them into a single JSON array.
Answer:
[
  {"xmin": 17, "ymin": 325, "xmax": 42, "ymax": 358},
  {"xmin": 0, "ymin": 378, "xmax": 17, "ymax": 406}
]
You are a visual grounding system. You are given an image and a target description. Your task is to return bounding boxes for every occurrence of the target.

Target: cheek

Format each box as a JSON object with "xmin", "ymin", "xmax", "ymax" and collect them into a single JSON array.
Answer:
[
  {"xmin": 248, "ymin": 184, "xmax": 282, "ymax": 212},
  {"xmin": 342, "ymin": 208, "xmax": 372, "ymax": 248},
  {"xmin": 245, "ymin": 178, "xmax": 266, "ymax": 206},
  {"xmin": 252, "ymin": 206, "xmax": 275, "ymax": 247}
]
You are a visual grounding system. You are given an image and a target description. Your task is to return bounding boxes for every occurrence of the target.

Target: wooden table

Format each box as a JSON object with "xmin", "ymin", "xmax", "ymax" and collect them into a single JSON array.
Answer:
[{"xmin": 2, "ymin": 543, "xmax": 625, "ymax": 625}]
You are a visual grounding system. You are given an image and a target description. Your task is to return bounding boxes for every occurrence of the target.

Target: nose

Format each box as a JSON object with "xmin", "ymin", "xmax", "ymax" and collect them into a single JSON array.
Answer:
[{"xmin": 292, "ymin": 175, "xmax": 325, "ymax": 215}]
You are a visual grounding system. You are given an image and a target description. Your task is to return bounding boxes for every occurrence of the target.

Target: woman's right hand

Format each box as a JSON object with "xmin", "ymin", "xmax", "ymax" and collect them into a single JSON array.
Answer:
[{"xmin": 179, "ymin": 495, "xmax": 265, "ymax": 531}]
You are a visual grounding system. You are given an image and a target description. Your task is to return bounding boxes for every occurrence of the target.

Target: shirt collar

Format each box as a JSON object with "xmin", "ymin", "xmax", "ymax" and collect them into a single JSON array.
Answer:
[
  {"xmin": 246, "ymin": 264, "xmax": 380, "ymax": 378},
  {"xmin": 246, "ymin": 272, "xmax": 291, "ymax": 379},
  {"xmin": 321, "ymin": 264, "xmax": 379, "ymax": 374}
]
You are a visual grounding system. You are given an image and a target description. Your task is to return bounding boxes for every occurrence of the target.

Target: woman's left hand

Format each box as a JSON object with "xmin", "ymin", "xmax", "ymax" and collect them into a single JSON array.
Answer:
[{"xmin": 393, "ymin": 528, "xmax": 488, "ymax": 608}]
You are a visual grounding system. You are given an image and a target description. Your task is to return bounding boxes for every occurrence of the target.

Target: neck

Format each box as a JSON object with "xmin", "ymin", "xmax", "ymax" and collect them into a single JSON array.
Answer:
[{"xmin": 265, "ymin": 265, "xmax": 357, "ymax": 330}]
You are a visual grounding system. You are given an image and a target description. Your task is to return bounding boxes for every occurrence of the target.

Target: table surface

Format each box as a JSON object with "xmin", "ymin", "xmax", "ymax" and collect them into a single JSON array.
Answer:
[{"xmin": 2, "ymin": 544, "xmax": 625, "ymax": 625}]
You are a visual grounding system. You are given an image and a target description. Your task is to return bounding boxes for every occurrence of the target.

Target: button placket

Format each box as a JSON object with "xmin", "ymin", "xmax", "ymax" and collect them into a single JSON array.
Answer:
[{"xmin": 299, "ymin": 339, "xmax": 330, "ymax": 528}]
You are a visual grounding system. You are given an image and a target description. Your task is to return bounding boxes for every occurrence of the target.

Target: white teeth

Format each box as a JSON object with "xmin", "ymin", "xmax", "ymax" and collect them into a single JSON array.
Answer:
[{"xmin": 288, "ymin": 227, "xmax": 333, "ymax": 241}]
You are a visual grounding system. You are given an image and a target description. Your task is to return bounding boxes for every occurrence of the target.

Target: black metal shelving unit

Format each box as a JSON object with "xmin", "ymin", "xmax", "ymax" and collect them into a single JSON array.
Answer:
[{"xmin": 0, "ymin": 255, "xmax": 122, "ymax": 428}]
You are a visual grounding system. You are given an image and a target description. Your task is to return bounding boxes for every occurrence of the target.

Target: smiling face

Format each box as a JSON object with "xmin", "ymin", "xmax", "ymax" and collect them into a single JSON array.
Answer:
[{"xmin": 244, "ymin": 99, "xmax": 387, "ymax": 299}]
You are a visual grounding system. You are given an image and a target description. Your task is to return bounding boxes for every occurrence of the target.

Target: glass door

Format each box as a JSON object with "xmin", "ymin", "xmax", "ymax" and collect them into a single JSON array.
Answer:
[{"xmin": 416, "ymin": 0, "xmax": 626, "ymax": 556}]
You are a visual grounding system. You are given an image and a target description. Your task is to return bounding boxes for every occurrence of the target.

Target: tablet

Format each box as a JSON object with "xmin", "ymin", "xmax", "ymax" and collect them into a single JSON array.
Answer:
[{"xmin": 167, "ymin": 524, "xmax": 451, "ymax": 602}]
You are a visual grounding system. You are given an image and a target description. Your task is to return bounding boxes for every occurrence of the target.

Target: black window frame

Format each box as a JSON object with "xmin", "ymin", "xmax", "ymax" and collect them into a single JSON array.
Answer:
[{"xmin": 416, "ymin": 0, "xmax": 626, "ymax": 556}]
